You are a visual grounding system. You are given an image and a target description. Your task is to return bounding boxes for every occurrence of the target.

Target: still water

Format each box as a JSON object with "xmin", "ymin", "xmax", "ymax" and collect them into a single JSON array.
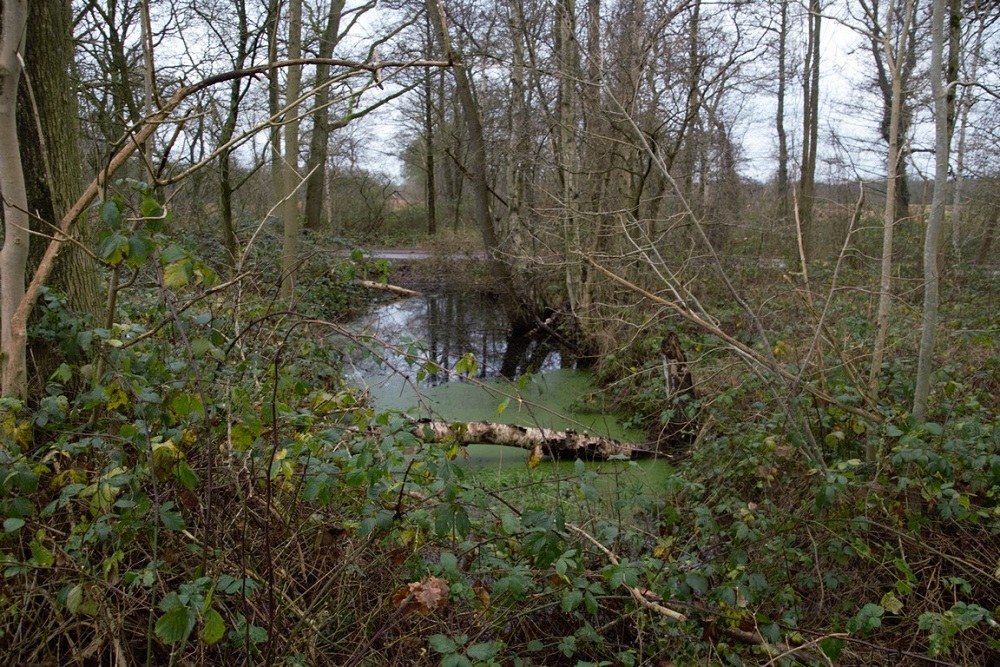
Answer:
[{"xmin": 344, "ymin": 292, "xmax": 670, "ymax": 488}]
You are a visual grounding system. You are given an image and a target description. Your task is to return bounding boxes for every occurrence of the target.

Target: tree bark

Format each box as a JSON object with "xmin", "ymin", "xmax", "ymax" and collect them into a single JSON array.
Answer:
[
  {"xmin": 798, "ymin": 0, "xmax": 821, "ymax": 259},
  {"xmin": 407, "ymin": 419, "xmax": 656, "ymax": 460},
  {"xmin": 869, "ymin": 0, "xmax": 915, "ymax": 404},
  {"xmin": 0, "ymin": 0, "xmax": 29, "ymax": 397},
  {"xmin": 218, "ymin": 0, "xmax": 251, "ymax": 270},
  {"xmin": 279, "ymin": 0, "xmax": 303, "ymax": 300},
  {"xmin": 303, "ymin": 0, "xmax": 346, "ymax": 231},
  {"xmin": 425, "ymin": 0, "xmax": 518, "ymax": 310},
  {"xmin": 18, "ymin": 0, "xmax": 100, "ymax": 321},
  {"xmin": 913, "ymin": 0, "xmax": 957, "ymax": 421}
]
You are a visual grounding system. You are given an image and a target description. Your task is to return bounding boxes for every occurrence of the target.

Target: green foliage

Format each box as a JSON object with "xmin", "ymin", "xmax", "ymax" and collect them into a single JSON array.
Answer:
[{"xmin": 3, "ymin": 176, "xmax": 998, "ymax": 666}]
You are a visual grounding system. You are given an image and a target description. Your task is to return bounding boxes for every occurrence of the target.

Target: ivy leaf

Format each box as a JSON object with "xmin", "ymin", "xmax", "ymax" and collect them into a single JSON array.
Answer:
[{"xmin": 199, "ymin": 607, "xmax": 226, "ymax": 645}]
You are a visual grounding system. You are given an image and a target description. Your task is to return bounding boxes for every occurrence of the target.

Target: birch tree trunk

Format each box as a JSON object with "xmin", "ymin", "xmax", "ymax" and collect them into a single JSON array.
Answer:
[{"xmin": 0, "ymin": 0, "xmax": 29, "ymax": 398}]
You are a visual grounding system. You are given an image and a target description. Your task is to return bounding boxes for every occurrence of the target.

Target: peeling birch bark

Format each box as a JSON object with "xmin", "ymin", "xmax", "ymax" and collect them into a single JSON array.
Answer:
[{"xmin": 407, "ymin": 419, "xmax": 658, "ymax": 460}]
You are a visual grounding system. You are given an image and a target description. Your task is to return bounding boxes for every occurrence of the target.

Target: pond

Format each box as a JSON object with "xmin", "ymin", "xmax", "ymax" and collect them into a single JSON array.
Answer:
[{"xmin": 343, "ymin": 290, "xmax": 671, "ymax": 493}]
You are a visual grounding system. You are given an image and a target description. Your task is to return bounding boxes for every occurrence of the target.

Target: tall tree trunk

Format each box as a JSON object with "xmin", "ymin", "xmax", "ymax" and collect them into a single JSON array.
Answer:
[
  {"xmin": 798, "ymin": 0, "xmax": 821, "ymax": 259},
  {"xmin": 555, "ymin": 0, "xmax": 585, "ymax": 315},
  {"xmin": 303, "ymin": 0, "xmax": 345, "ymax": 231},
  {"xmin": 869, "ymin": 0, "xmax": 915, "ymax": 404},
  {"xmin": 775, "ymin": 0, "xmax": 789, "ymax": 224},
  {"xmin": 279, "ymin": 0, "xmax": 303, "ymax": 300},
  {"xmin": 18, "ymin": 0, "xmax": 100, "ymax": 320},
  {"xmin": 0, "ymin": 0, "xmax": 30, "ymax": 398},
  {"xmin": 949, "ymin": 15, "xmax": 983, "ymax": 260},
  {"xmin": 425, "ymin": 1, "xmax": 503, "ymax": 267},
  {"xmin": 424, "ymin": 11, "xmax": 437, "ymax": 236},
  {"xmin": 913, "ymin": 0, "xmax": 958, "ymax": 420},
  {"xmin": 218, "ymin": 0, "xmax": 250, "ymax": 270}
]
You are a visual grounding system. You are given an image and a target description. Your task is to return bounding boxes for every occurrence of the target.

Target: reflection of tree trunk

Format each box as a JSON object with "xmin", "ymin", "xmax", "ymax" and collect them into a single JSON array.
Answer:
[{"xmin": 499, "ymin": 331, "xmax": 531, "ymax": 379}]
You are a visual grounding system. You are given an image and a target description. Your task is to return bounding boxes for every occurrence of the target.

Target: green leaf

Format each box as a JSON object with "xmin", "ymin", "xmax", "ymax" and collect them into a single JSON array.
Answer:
[
  {"xmin": 176, "ymin": 461, "xmax": 200, "ymax": 491},
  {"xmin": 497, "ymin": 397, "xmax": 510, "ymax": 416},
  {"xmin": 159, "ymin": 503, "xmax": 186, "ymax": 531},
  {"xmin": 429, "ymin": 634, "xmax": 458, "ymax": 654},
  {"xmin": 848, "ymin": 603, "xmax": 884, "ymax": 636},
  {"xmin": 561, "ymin": 590, "xmax": 583, "ymax": 612},
  {"xmin": 199, "ymin": 607, "xmax": 226, "ymax": 645},
  {"xmin": 685, "ymin": 572, "xmax": 709, "ymax": 595},
  {"xmin": 30, "ymin": 539, "xmax": 55, "ymax": 567},
  {"xmin": 155, "ymin": 606, "xmax": 195, "ymax": 643},
  {"xmin": 3, "ymin": 517, "xmax": 25, "ymax": 533},
  {"xmin": 66, "ymin": 584, "xmax": 84, "ymax": 614},
  {"xmin": 923, "ymin": 422, "xmax": 944, "ymax": 436},
  {"xmin": 127, "ymin": 233, "xmax": 155, "ymax": 267},
  {"xmin": 466, "ymin": 642, "xmax": 500, "ymax": 660},
  {"xmin": 98, "ymin": 231, "xmax": 129, "ymax": 264},
  {"xmin": 101, "ymin": 201, "xmax": 122, "ymax": 228}
]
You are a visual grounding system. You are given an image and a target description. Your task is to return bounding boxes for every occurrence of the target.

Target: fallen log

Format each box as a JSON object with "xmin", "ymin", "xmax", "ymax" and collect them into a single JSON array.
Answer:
[
  {"xmin": 356, "ymin": 279, "xmax": 421, "ymax": 297},
  {"xmin": 407, "ymin": 419, "xmax": 660, "ymax": 460}
]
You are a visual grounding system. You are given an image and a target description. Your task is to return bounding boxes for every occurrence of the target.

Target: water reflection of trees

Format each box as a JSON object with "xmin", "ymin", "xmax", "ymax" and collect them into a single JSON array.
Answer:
[{"xmin": 421, "ymin": 292, "xmax": 566, "ymax": 385}]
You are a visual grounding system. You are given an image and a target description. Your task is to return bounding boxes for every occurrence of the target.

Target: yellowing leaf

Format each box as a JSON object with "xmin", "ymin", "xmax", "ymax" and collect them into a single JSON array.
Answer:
[
  {"xmin": 527, "ymin": 445, "xmax": 543, "ymax": 469},
  {"xmin": 199, "ymin": 608, "xmax": 226, "ymax": 645},
  {"xmin": 880, "ymin": 591, "xmax": 904, "ymax": 615}
]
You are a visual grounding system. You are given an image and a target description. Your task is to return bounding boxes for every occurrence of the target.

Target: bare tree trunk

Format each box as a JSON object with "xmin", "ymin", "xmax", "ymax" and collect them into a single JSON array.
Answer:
[
  {"xmin": 424, "ymin": 11, "xmax": 437, "ymax": 236},
  {"xmin": 869, "ymin": 0, "xmax": 915, "ymax": 404},
  {"xmin": 775, "ymin": 0, "xmax": 790, "ymax": 223},
  {"xmin": 425, "ymin": 0, "xmax": 504, "ymax": 271},
  {"xmin": 218, "ymin": 0, "xmax": 251, "ymax": 270},
  {"xmin": 913, "ymin": 0, "xmax": 957, "ymax": 421},
  {"xmin": 303, "ymin": 0, "xmax": 345, "ymax": 231},
  {"xmin": 555, "ymin": 0, "xmax": 584, "ymax": 315},
  {"xmin": 279, "ymin": 0, "xmax": 303, "ymax": 300},
  {"xmin": 0, "ymin": 0, "xmax": 29, "ymax": 397},
  {"xmin": 798, "ymin": 0, "xmax": 821, "ymax": 259},
  {"xmin": 949, "ymin": 0, "xmax": 974, "ymax": 260},
  {"xmin": 19, "ymin": 0, "xmax": 100, "ymax": 320}
]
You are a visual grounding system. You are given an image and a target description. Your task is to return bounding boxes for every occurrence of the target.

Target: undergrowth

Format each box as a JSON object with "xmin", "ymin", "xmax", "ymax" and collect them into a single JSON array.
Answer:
[{"xmin": 1, "ymin": 187, "xmax": 999, "ymax": 665}]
